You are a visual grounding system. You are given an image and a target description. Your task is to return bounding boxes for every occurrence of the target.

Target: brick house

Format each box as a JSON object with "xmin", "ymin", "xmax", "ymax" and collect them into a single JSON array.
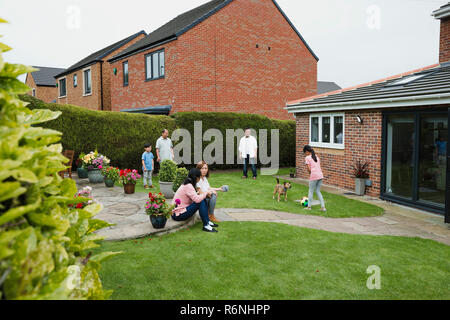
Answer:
[
  {"xmin": 107, "ymin": 0, "xmax": 318, "ymax": 120},
  {"xmin": 286, "ymin": 3, "xmax": 450, "ymax": 222},
  {"xmin": 25, "ymin": 66, "xmax": 65, "ymax": 103},
  {"xmin": 54, "ymin": 30, "xmax": 146, "ymax": 111}
]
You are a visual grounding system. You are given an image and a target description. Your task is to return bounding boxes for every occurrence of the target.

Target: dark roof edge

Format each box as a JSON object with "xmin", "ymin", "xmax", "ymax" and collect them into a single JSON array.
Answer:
[
  {"xmin": 55, "ymin": 30, "xmax": 146, "ymax": 78},
  {"xmin": 55, "ymin": 61, "xmax": 100, "ymax": 79},
  {"xmin": 175, "ymin": 0, "xmax": 234, "ymax": 37},
  {"xmin": 108, "ymin": 36, "xmax": 177, "ymax": 63},
  {"xmin": 271, "ymin": 0, "xmax": 319, "ymax": 61},
  {"xmin": 119, "ymin": 105, "xmax": 172, "ymax": 115}
]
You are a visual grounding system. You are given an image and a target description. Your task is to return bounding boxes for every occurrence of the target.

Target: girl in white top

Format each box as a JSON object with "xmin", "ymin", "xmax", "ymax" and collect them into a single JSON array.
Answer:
[{"xmin": 196, "ymin": 161, "xmax": 226, "ymax": 223}]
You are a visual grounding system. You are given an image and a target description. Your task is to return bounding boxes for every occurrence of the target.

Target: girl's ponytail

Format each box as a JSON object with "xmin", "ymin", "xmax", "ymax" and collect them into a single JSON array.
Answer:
[{"xmin": 303, "ymin": 145, "xmax": 318, "ymax": 163}]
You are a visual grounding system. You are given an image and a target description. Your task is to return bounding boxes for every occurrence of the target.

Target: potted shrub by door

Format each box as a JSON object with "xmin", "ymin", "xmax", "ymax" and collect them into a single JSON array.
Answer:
[
  {"xmin": 145, "ymin": 192, "xmax": 177, "ymax": 229},
  {"xmin": 101, "ymin": 166, "xmax": 119, "ymax": 188},
  {"xmin": 352, "ymin": 160, "xmax": 370, "ymax": 196},
  {"xmin": 158, "ymin": 160, "xmax": 177, "ymax": 198},
  {"xmin": 81, "ymin": 150, "xmax": 110, "ymax": 184},
  {"xmin": 118, "ymin": 169, "xmax": 141, "ymax": 194}
]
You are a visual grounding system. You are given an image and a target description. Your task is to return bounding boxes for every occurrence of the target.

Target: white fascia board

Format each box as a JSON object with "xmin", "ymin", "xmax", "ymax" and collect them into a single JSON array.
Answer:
[
  {"xmin": 285, "ymin": 93, "xmax": 450, "ymax": 114},
  {"xmin": 432, "ymin": 6, "xmax": 450, "ymax": 19}
]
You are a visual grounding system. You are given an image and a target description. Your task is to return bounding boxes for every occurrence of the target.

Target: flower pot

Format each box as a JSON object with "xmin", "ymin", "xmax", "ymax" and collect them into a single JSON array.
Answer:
[
  {"xmin": 123, "ymin": 183, "xmax": 135, "ymax": 194},
  {"xmin": 77, "ymin": 167, "xmax": 88, "ymax": 179},
  {"xmin": 150, "ymin": 215, "xmax": 167, "ymax": 229},
  {"xmin": 355, "ymin": 178, "xmax": 366, "ymax": 196},
  {"xmin": 104, "ymin": 178, "xmax": 115, "ymax": 188},
  {"xmin": 159, "ymin": 181, "xmax": 174, "ymax": 198},
  {"xmin": 88, "ymin": 169, "xmax": 104, "ymax": 183}
]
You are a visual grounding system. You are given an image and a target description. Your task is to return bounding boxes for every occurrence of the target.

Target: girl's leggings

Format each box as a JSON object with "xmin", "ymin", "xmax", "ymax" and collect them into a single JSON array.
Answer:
[{"xmin": 308, "ymin": 179, "xmax": 325, "ymax": 208}]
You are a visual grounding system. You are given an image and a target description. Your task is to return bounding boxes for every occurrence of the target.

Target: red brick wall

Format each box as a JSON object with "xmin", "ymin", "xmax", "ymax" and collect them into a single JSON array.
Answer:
[
  {"xmin": 25, "ymin": 74, "xmax": 58, "ymax": 103},
  {"xmin": 57, "ymin": 64, "xmax": 102, "ymax": 110},
  {"xmin": 295, "ymin": 110, "xmax": 382, "ymax": 197},
  {"xmin": 56, "ymin": 33, "xmax": 145, "ymax": 111},
  {"xmin": 110, "ymin": 0, "xmax": 317, "ymax": 119},
  {"xmin": 440, "ymin": 17, "xmax": 450, "ymax": 63}
]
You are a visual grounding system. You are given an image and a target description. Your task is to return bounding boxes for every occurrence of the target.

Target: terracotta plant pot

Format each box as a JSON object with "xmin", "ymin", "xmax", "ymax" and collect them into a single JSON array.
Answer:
[
  {"xmin": 123, "ymin": 183, "xmax": 135, "ymax": 194},
  {"xmin": 150, "ymin": 215, "xmax": 167, "ymax": 229}
]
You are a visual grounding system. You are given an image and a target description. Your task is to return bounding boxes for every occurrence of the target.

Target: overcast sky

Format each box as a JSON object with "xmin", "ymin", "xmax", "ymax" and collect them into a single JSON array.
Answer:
[{"xmin": 1, "ymin": 0, "xmax": 446, "ymax": 88}]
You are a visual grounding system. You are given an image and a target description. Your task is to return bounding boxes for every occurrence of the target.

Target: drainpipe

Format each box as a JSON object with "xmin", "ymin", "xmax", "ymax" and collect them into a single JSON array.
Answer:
[{"xmin": 100, "ymin": 61, "xmax": 104, "ymax": 111}]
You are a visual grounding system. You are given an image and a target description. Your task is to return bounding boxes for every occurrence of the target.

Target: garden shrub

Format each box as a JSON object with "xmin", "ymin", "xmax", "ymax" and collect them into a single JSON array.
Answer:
[
  {"xmin": 159, "ymin": 160, "xmax": 177, "ymax": 182},
  {"xmin": 19, "ymin": 99, "xmax": 296, "ymax": 172},
  {"xmin": 20, "ymin": 94, "xmax": 177, "ymax": 171},
  {"xmin": 0, "ymin": 25, "xmax": 118, "ymax": 299},
  {"xmin": 172, "ymin": 167, "xmax": 189, "ymax": 192}
]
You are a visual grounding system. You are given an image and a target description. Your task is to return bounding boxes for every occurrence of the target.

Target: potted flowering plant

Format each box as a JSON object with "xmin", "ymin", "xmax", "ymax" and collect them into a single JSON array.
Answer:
[
  {"xmin": 145, "ymin": 192, "xmax": 177, "ymax": 229},
  {"xmin": 352, "ymin": 160, "xmax": 370, "ymax": 196},
  {"xmin": 101, "ymin": 166, "xmax": 120, "ymax": 188},
  {"xmin": 118, "ymin": 169, "xmax": 141, "ymax": 194},
  {"xmin": 68, "ymin": 186, "xmax": 97, "ymax": 210},
  {"xmin": 76, "ymin": 153, "xmax": 88, "ymax": 179},
  {"xmin": 81, "ymin": 150, "xmax": 110, "ymax": 184}
]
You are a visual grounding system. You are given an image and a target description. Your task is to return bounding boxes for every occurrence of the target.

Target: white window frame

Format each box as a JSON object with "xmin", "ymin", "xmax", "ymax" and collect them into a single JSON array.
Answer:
[
  {"xmin": 83, "ymin": 67, "xmax": 92, "ymax": 97},
  {"xmin": 58, "ymin": 77, "xmax": 67, "ymax": 98},
  {"xmin": 309, "ymin": 113, "xmax": 345, "ymax": 149}
]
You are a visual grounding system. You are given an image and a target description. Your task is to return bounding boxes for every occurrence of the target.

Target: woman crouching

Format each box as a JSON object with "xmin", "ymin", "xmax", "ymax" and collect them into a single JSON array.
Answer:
[{"xmin": 171, "ymin": 168, "xmax": 219, "ymax": 233}]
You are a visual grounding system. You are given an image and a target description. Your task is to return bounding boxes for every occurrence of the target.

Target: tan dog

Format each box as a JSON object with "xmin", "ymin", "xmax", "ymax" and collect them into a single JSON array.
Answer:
[{"xmin": 273, "ymin": 178, "xmax": 292, "ymax": 202}]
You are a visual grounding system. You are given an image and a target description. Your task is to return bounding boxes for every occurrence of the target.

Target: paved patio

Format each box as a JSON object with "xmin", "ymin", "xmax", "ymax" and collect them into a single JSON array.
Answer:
[{"xmin": 74, "ymin": 174, "xmax": 450, "ymax": 245}]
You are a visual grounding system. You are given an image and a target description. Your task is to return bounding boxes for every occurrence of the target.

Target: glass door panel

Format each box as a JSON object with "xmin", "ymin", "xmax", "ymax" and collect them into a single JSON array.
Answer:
[
  {"xmin": 418, "ymin": 113, "xmax": 448, "ymax": 207},
  {"xmin": 385, "ymin": 114, "xmax": 415, "ymax": 199}
]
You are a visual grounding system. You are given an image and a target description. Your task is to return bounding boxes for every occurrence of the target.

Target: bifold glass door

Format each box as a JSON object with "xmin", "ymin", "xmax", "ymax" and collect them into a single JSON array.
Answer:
[
  {"xmin": 418, "ymin": 114, "xmax": 447, "ymax": 206},
  {"xmin": 383, "ymin": 110, "xmax": 448, "ymax": 212}
]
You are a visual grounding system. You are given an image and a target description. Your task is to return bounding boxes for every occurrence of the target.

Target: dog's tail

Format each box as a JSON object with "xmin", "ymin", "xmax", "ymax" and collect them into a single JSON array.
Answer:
[{"xmin": 276, "ymin": 178, "xmax": 280, "ymax": 184}]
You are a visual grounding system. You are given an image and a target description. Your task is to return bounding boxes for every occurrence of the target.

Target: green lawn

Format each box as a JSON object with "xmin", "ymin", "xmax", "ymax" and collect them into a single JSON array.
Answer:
[
  {"xmin": 127, "ymin": 168, "xmax": 383, "ymax": 218},
  {"xmin": 94, "ymin": 222, "xmax": 450, "ymax": 300}
]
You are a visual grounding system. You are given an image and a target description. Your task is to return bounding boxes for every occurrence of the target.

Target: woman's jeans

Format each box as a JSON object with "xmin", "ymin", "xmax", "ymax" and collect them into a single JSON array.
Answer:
[
  {"xmin": 172, "ymin": 199, "xmax": 210, "ymax": 226},
  {"xmin": 308, "ymin": 179, "xmax": 325, "ymax": 208},
  {"xmin": 205, "ymin": 193, "xmax": 217, "ymax": 215},
  {"xmin": 243, "ymin": 155, "xmax": 257, "ymax": 178}
]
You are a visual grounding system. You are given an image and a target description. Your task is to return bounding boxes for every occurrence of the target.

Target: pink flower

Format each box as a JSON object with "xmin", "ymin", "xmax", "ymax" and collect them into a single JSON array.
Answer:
[
  {"xmin": 175, "ymin": 199, "xmax": 181, "ymax": 205},
  {"xmin": 98, "ymin": 165, "xmax": 103, "ymax": 169}
]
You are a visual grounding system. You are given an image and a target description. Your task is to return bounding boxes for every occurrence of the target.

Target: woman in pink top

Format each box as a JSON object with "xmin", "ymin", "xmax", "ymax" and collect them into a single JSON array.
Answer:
[
  {"xmin": 171, "ymin": 168, "xmax": 219, "ymax": 233},
  {"xmin": 303, "ymin": 145, "xmax": 326, "ymax": 211}
]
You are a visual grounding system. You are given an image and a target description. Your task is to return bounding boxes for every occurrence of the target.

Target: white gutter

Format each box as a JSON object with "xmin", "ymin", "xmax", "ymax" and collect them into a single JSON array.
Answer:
[
  {"xmin": 285, "ymin": 92, "xmax": 450, "ymax": 114},
  {"xmin": 432, "ymin": 4, "xmax": 450, "ymax": 19}
]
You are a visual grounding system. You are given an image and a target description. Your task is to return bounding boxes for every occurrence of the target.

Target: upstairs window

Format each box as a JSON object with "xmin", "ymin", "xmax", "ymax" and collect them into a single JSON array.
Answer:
[
  {"xmin": 59, "ymin": 78, "xmax": 66, "ymax": 97},
  {"xmin": 309, "ymin": 113, "xmax": 345, "ymax": 149},
  {"xmin": 145, "ymin": 49, "xmax": 165, "ymax": 81},
  {"xmin": 83, "ymin": 68, "xmax": 91, "ymax": 95},
  {"xmin": 32, "ymin": 88, "xmax": 36, "ymax": 97},
  {"xmin": 123, "ymin": 61, "xmax": 129, "ymax": 86}
]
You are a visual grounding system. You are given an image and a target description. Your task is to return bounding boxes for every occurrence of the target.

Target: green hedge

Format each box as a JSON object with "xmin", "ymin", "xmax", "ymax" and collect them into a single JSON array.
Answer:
[
  {"xmin": 19, "ymin": 95, "xmax": 295, "ymax": 171},
  {"xmin": 173, "ymin": 112, "xmax": 296, "ymax": 169},
  {"xmin": 20, "ymin": 95, "xmax": 177, "ymax": 171}
]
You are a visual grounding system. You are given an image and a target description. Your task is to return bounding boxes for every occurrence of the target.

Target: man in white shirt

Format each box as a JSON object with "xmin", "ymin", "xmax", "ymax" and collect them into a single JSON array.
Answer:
[
  {"xmin": 239, "ymin": 128, "xmax": 258, "ymax": 179},
  {"xmin": 156, "ymin": 129, "xmax": 174, "ymax": 163}
]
